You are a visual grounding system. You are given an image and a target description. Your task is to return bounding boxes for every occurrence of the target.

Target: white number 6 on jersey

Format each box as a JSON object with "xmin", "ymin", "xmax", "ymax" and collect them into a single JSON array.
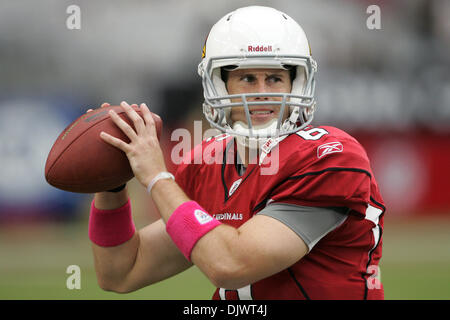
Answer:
[{"xmin": 296, "ymin": 127, "xmax": 329, "ymax": 141}]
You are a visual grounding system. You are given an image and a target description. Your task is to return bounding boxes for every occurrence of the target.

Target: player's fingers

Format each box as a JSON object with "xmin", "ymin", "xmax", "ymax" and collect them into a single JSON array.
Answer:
[
  {"xmin": 140, "ymin": 103, "xmax": 158, "ymax": 138},
  {"xmin": 99, "ymin": 131, "xmax": 131, "ymax": 153},
  {"xmin": 109, "ymin": 109, "xmax": 138, "ymax": 141},
  {"xmin": 120, "ymin": 101, "xmax": 146, "ymax": 135},
  {"xmin": 86, "ymin": 108, "xmax": 93, "ymax": 113},
  {"xmin": 101, "ymin": 103, "xmax": 111, "ymax": 108}
]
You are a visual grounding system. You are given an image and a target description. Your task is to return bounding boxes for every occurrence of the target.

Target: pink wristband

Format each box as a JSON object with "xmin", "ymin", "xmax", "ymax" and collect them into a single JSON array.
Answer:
[
  {"xmin": 166, "ymin": 201, "xmax": 221, "ymax": 261},
  {"xmin": 89, "ymin": 198, "xmax": 135, "ymax": 247}
]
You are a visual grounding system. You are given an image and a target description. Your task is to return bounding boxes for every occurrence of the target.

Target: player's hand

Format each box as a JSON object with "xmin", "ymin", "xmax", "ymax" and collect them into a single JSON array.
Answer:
[{"xmin": 99, "ymin": 101, "xmax": 167, "ymax": 189}]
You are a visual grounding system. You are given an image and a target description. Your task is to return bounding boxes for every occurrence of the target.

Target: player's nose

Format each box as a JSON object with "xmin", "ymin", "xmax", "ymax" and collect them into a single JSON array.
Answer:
[{"xmin": 251, "ymin": 79, "xmax": 270, "ymax": 100}]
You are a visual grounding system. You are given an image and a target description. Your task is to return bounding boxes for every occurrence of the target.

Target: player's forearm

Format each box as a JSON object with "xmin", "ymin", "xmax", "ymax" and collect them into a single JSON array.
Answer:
[
  {"xmin": 93, "ymin": 189, "xmax": 129, "ymax": 210},
  {"xmin": 91, "ymin": 233, "xmax": 140, "ymax": 292},
  {"xmin": 150, "ymin": 179, "xmax": 251, "ymax": 289},
  {"xmin": 150, "ymin": 179, "xmax": 191, "ymax": 223},
  {"xmin": 190, "ymin": 224, "xmax": 251, "ymax": 289},
  {"xmin": 90, "ymin": 189, "xmax": 140, "ymax": 292}
]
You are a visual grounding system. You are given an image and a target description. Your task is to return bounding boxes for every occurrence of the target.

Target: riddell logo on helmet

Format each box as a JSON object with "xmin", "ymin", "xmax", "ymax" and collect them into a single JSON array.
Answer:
[{"xmin": 247, "ymin": 45, "xmax": 273, "ymax": 52}]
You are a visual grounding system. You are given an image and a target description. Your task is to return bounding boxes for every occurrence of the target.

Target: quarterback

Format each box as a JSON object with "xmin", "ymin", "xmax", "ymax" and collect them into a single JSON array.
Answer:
[{"xmin": 89, "ymin": 6, "xmax": 385, "ymax": 299}]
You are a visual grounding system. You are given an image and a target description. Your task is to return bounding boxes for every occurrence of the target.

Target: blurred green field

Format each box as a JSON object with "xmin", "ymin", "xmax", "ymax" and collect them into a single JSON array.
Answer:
[{"xmin": 1, "ymin": 215, "xmax": 450, "ymax": 300}]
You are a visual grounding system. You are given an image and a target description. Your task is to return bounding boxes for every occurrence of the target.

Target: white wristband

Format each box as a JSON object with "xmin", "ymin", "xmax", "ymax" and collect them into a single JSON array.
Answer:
[{"xmin": 147, "ymin": 172, "xmax": 175, "ymax": 195}]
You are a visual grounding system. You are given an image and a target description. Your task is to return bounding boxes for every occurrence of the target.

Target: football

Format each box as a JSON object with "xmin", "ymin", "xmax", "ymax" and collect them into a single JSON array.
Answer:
[{"xmin": 45, "ymin": 105, "xmax": 163, "ymax": 193}]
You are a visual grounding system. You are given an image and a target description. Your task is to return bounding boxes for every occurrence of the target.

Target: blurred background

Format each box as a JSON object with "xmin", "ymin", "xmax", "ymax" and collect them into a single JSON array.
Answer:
[{"xmin": 1, "ymin": 0, "xmax": 449, "ymax": 299}]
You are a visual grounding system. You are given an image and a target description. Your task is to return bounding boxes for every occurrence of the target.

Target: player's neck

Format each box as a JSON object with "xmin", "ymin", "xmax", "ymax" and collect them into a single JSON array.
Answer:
[{"xmin": 235, "ymin": 139, "xmax": 259, "ymax": 168}]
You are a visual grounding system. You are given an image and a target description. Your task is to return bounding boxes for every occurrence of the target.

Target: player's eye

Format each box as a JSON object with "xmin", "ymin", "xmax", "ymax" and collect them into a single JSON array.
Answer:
[
  {"xmin": 267, "ymin": 75, "xmax": 283, "ymax": 83},
  {"xmin": 240, "ymin": 74, "xmax": 256, "ymax": 82}
]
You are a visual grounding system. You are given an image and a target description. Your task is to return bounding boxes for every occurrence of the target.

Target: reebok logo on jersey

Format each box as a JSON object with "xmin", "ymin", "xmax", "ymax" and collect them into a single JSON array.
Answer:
[
  {"xmin": 194, "ymin": 209, "xmax": 213, "ymax": 225},
  {"xmin": 317, "ymin": 142, "xmax": 343, "ymax": 159}
]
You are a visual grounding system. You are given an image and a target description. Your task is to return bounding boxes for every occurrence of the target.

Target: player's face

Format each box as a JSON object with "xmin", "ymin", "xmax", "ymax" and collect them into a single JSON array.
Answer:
[{"xmin": 226, "ymin": 68, "xmax": 291, "ymax": 126}]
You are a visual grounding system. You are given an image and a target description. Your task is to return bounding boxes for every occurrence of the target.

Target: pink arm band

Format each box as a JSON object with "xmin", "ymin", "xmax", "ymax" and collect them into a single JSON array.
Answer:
[
  {"xmin": 166, "ymin": 201, "xmax": 221, "ymax": 261},
  {"xmin": 89, "ymin": 199, "xmax": 135, "ymax": 247}
]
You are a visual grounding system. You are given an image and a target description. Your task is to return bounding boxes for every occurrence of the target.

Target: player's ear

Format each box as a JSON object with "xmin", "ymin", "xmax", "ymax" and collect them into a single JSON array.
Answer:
[
  {"xmin": 221, "ymin": 68, "xmax": 229, "ymax": 90},
  {"xmin": 221, "ymin": 65, "xmax": 238, "ymax": 89},
  {"xmin": 283, "ymin": 65, "xmax": 297, "ymax": 84},
  {"xmin": 220, "ymin": 68, "xmax": 229, "ymax": 82}
]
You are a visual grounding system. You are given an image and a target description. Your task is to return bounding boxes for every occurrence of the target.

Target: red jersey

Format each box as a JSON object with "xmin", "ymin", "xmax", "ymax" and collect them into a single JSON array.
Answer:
[{"xmin": 175, "ymin": 125, "xmax": 385, "ymax": 300}]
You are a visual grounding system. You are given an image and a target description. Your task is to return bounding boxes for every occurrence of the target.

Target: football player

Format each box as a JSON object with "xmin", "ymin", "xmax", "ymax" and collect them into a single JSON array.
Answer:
[{"xmin": 89, "ymin": 6, "xmax": 385, "ymax": 299}]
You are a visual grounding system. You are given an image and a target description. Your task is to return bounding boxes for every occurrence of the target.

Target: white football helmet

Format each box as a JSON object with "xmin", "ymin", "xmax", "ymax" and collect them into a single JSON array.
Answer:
[{"xmin": 198, "ymin": 6, "xmax": 317, "ymax": 147}]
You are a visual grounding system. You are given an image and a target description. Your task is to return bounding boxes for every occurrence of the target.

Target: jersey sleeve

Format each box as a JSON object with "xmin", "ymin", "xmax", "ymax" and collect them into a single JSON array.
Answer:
[
  {"xmin": 270, "ymin": 134, "xmax": 373, "ymax": 217},
  {"xmin": 257, "ymin": 203, "xmax": 348, "ymax": 251}
]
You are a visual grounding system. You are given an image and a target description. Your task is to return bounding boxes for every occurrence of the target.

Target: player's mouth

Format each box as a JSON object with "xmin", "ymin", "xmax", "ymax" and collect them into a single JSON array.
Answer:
[
  {"xmin": 250, "ymin": 110, "xmax": 273, "ymax": 115},
  {"xmin": 249, "ymin": 109, "xmax": 275, "ymax": 121}
]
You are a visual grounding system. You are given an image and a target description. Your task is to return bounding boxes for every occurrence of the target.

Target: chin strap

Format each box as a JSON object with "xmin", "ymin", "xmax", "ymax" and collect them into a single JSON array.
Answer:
[
  {"xmin": 258, "ymin": 135, "xmax": 289, "ymax": 165},
  {"xmin": 282, "ymin": 106, "xmax": 300, "ymax": 132},
  {"xmin": 232, "ymin": 119, "xmax": 279, "ymax": 148}
]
